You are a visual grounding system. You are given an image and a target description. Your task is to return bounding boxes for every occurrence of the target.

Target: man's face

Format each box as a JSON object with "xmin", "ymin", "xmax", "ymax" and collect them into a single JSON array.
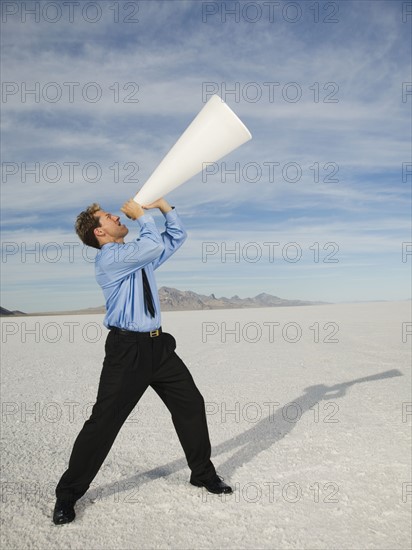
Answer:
[{"xmin": 94, "ymin": 210, "xmax": 129, "ymax": 243}]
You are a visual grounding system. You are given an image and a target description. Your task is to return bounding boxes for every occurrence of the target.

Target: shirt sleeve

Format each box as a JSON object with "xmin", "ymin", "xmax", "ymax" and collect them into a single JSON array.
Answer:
[
  {"xmin": 151, "ymin": 207, "xmax": 188, "ymax": 271},
  {"xmin": 96, "ymin": 213, "xmax": 165, "ymax": 287}
]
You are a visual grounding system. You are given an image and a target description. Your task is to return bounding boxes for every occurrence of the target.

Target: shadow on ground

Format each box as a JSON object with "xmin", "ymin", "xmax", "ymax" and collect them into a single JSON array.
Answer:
[{"xmin": 86, "ymin": 368, "xmax": 402, "ymax": 505}]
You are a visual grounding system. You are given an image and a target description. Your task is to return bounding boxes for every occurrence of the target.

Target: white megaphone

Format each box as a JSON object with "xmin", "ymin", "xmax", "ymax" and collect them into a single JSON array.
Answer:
[{"xmin": 133, "ymin": 94, "xmax": 252, "ymax": 205}]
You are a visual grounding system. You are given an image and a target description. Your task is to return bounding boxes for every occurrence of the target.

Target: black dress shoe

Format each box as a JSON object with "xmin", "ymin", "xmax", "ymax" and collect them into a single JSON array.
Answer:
[
  {"xmin": 53, "ymin": 499, "xmax": 76, "ymax": 525},
  {"xmin": 190, "ymin": 474, "xmax": 233, "ymax": 494}
]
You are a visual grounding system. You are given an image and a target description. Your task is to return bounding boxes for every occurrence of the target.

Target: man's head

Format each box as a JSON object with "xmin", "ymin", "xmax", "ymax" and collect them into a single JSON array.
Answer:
[{"xmin": 75, "ymin": 203, "xmax": 129, "ymax": 249}]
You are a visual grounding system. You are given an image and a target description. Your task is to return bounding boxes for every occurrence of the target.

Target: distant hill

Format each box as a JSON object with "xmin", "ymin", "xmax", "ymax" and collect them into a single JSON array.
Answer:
[
  {"xmin": 1, "ymin": 288, "xmax": 329, "ymax": 316},
  {"xmin": 158, "ymin": 287, "xmax": 328, "ymax": 311},
  {"xmin": 0, "ymin": 307, "xmax": 26, "ymax": 316}
]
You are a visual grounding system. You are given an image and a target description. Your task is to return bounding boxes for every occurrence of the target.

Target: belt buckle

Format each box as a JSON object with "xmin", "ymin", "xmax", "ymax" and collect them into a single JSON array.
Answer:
[{"xmin": 150, "ymin": 329, "xmax": 160, "ymax": 337}]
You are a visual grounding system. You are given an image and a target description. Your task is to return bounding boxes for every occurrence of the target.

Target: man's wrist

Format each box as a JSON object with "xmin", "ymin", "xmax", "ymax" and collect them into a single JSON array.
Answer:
[
  {"xmin": 131, "ymin": 212, "xmax": 145, "ymax": 220},
  {"xmin": 159, "ymin": 200, "xmax": 173, "ymax": 214}
]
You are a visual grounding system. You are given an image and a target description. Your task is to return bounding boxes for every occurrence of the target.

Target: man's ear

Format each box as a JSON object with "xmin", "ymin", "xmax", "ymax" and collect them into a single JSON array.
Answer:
[{"xmin": 94, "ymin": 227, "xmax": 105, "ymax": 237}]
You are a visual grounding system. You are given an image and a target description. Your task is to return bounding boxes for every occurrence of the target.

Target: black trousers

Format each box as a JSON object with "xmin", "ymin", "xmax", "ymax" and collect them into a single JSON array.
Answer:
[{"xmin": 55, "ymin": 329, "xmax": 216, "ymax": 502}]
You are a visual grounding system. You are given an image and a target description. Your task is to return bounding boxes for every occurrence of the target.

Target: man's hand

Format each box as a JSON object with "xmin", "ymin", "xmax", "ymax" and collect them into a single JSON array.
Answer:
[
  {"xmin": 142, "ymin": 197, "xmax": 173, "ymax": 214},
  {"xmin": 120, "ymin": 199, "xmax": 145, "ymax": 220}
]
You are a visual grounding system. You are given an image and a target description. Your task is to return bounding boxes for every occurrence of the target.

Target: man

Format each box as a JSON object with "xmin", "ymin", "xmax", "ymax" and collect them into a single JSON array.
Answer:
[{"xmin": 53, "ymin": 196, "xmax": 232, "ymax": 525}]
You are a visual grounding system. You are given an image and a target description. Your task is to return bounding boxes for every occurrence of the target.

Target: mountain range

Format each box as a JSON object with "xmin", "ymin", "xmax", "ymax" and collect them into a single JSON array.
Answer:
[{"xmin": 0, "ymin": 287, "xmax": 329, "ymax": 316}]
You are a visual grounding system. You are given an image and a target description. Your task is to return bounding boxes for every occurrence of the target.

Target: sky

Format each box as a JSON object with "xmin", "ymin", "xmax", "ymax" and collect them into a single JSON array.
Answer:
[{"xmin": 1, "ymin": 0, "xmax": 411, "ymax": 313}]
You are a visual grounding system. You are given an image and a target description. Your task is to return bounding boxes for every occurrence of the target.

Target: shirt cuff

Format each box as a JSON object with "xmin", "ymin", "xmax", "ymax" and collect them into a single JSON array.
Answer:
[{"xmin": 164, "ymin": 207, "xmax": 178, "ymax": 222}]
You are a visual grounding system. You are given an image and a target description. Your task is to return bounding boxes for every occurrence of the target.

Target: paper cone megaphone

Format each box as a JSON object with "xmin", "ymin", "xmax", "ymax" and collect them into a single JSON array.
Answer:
[{"xmin": 133, "ymin": 94, "xmax": 252, "ymax": 205}]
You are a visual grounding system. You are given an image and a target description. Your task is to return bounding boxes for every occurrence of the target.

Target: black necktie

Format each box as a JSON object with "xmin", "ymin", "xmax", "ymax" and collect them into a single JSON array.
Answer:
[{"xmin": 141, "ymin": 267, "xmax": 155, "ymax": 318}]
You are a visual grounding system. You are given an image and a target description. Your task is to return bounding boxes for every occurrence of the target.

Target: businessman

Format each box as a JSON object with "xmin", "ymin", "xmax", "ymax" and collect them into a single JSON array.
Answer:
[{"xmin": 53, "ymin": 197, "xmax": 232, "ymax": 525}]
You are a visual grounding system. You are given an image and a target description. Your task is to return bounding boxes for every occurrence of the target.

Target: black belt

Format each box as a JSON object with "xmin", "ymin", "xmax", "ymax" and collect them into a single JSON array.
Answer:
[{"xmin": 108, "ymin": 326, "xmax": 162, "ymax": 338}]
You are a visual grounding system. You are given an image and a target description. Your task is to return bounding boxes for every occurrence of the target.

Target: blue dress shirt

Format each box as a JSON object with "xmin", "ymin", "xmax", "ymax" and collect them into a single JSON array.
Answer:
[{"xmin": 95, "ymin": 207, "xmax": 187, "ymax": 331}]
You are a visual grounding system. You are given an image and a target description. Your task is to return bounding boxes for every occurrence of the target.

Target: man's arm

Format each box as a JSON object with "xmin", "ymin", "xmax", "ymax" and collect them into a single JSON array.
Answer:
[
  {"xmin": 142, "ymin": 198, "xmax": 173, "ymax": 216},
  {"xmin": 96, "ymin": 200, "xmax": 165, "ymax": 286},
  {"xmin": 141, "ymin": 198, "xmax": 188, "ymax": 271}
]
